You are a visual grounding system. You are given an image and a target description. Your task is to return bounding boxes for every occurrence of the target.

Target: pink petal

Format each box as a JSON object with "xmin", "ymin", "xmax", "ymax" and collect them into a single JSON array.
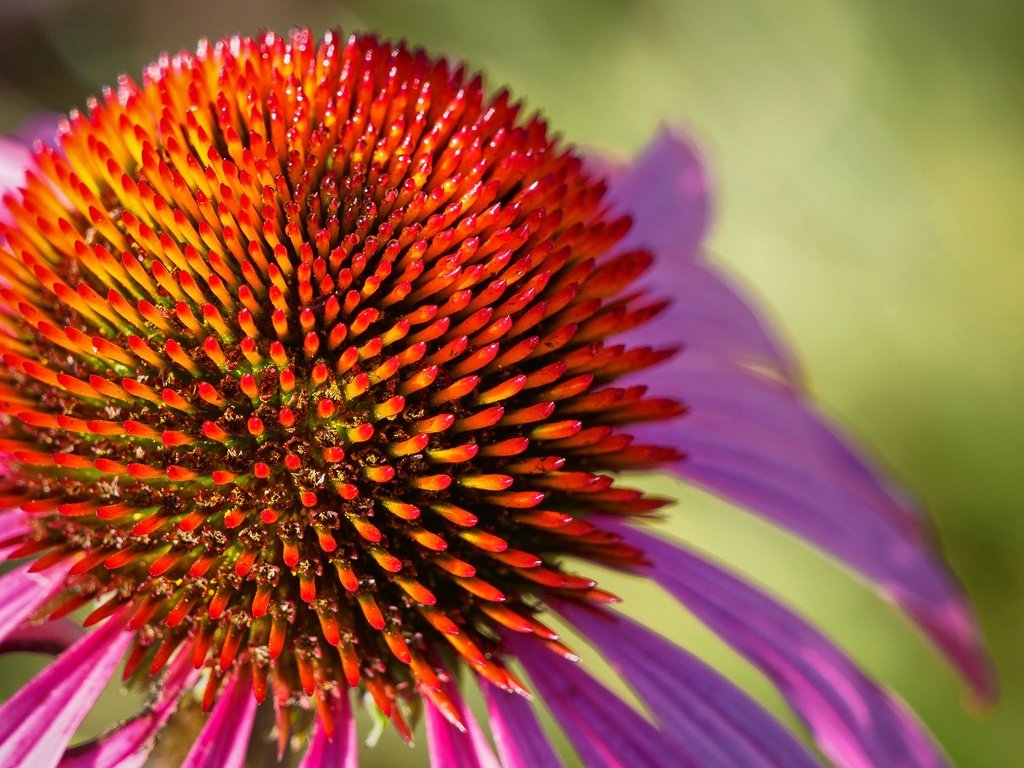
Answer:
[
  {"xmin": 61, "ymin": 649, "xmax": 198, "ymax": 768},
  {"xmin": 509, "ymin": 633, "xmax": 693, "ymax": 768},
  {"xmin": 558, "ymin": 601, "xmax": 817, "ymax": 768},
  {"xmin": 0, "ymin": 114, "xmax": 60, "ymax": 226},
  {"xmin": 425, "ymin": 684, "xmax": 500, "ymax": 768},
  {"xmin": 0, "ymin": 509, "xmax": 30, "ymax": 550},
  {"xmin": 0, "ymin": 611, "xmax": 132, "ymax": 768},
  {"xmin": 0, "ymin": 618, "xmax": 83, "ymax": 656},
  {"xmin": 298, "ymin": 692, "xmax": 358, "ymax": 768},
  {"xmin": 0, "ymin": 560, "xmax": 68, "ymax": 644},
  {"xmin": 181, "ymin": 667, "xmax": 257, "ymax": 768},
  {"xmin": 611, "ymin": 522, "xmax": 950, "ymax": 768},
  {"xmin": 0, "ymin": 136, "xmax": 31, "ymax": 203},
  {"xmin": 633, "ymin": 351, "xmax": 993, "ymax": 697},
  {"xmin": 482, "ymin": 683, "xmax": 563, "ymax": 768}
]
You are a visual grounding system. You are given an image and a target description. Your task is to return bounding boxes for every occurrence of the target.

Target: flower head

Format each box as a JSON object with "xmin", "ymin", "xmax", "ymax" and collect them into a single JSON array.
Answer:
[{"xmin": 0, "ymin": 28, "xmax": 991, "ymax": 768}]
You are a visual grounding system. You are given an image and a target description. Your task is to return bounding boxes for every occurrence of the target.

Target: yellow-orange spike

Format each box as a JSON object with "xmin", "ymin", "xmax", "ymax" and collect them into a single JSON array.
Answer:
[
  {"xmin": 165, "ymin": 339, "xmax": 200, "ymax": 374},
  {"xmin": 0, "ymin": 30, "xmax": 681, "ymax": 739},
  {"xmin": 126, "ymin": 335, "xmax": 165, "ymax": 369}
]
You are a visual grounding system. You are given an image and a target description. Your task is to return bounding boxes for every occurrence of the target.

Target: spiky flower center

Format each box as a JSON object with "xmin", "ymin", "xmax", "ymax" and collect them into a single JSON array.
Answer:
[{"xmin": 0, "ymin": 29, "xmax": 680, "ymax": 734}]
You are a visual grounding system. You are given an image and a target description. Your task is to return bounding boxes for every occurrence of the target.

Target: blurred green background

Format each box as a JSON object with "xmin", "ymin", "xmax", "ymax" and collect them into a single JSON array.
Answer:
[{"xmin": 0, "ymin": 0, "xmax": 1021, "ymax": 765}]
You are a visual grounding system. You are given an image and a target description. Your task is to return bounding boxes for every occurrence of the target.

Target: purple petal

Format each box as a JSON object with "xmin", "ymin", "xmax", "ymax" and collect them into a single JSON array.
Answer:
[
  {"xmin": 181, "ymin": 667, "xmax": 257, "ymax": 768},
  {"xmin": 298, "ymin": 692, "xmax": 357, "ymax": 768},
  {"xmin": 425, "ymin": 684, "xmax": 500, "ymax": 768},
  {"xmin": 509, "ymin": 633, "xmax": 695, "ymax": 768},
  {"xmin": 61, "ymin": 649, "xmax": 198, "ymax": 768},
  {"xmin": 15, "ymin": 112, "xmax": 63, "ymax": 148},
  {"xmin": 0, "ymin": 610, "xmax": 132, "ymax": 768},
  {"xmin": 603, "ymin": 127, "xmax": 710, "ymax": 266},
  {"xmin": 482, "ymin": 683, "xmax": 563, "ymax": 768},
  {"xmin": 0, "ymin": 618, "xmax": 83, "ymax": 656},
  {"xmin": 0, "ymin": 560, "xmax": 68, "ymax": 644},
  {"xmin": 609, "ymin": 522, "xmax": 950, "ymax": 768},
  {"xmin": 600, "ymin": 128, "xmax": 795, "ymax": 375},
  {"xmin": 633, "ymin": 351, "xmax": 993, "ymax": 697},
  {"xmin": 626, "ymin": 261, "xmax": 797, "ymax": 375},
  {"xmin": 557, "ymin": 601, "xmax": 818, "ymax": 768}
]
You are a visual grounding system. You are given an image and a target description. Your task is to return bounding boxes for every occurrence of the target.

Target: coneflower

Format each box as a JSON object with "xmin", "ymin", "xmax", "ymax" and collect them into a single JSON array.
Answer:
[{"xmin": 0, "ymin": 28, "xmax": 991, "ymax": 768}]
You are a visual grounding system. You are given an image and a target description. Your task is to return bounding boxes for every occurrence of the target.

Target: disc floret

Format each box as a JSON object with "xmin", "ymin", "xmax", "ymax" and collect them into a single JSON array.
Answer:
[{"xmin": 0, "ymin": 28, "xmax": 682, "ymax": 737}]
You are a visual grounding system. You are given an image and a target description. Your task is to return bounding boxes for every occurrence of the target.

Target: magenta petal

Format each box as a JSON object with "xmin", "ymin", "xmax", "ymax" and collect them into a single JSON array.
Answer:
[
  {"xmin": 425, "ymin": 684, "xmax": 500, "ymax": 768},
  {"xmin": 602, "ymin": 129, "xmax": 794, "ymax": 374},
  {"xmin": 0, "ymin": 618, "xmax": 84, "ymax": 656},
  {"xmin": 298, "ymin": 692, "xmax": 357, "ymax": 768},
  {"xmin": 611, "ymin": 522, "xmax": 950, "ymax": 768},
  {"xmin": 558, "ymin": 602, "xmax": 817, "ymax": 768},
  {"xmin": 0, "ymin": 136, "xmax": 32, "ymax": 228},
  {"xmin": 482, "ymin": 683, "xmax": 563, "ymax": 768},
  {"xmin": 61, "ymin": 649, "xmax": 198, "ymax": 768},
  {"xmin": 604, "ymin": 127, "xmax": 710, "ymax": 266},
  {"xmin": 0, "ymin": 136, "xmax": 31, "ymax": 199},
  {"xmin": 634, "ymin": 351, "xmax": 993, "ymax": 697},
  {"xmin": 0, "ymin": 509, "xmax": 30, "ymax": 550},
  {"xmin": 15, "ymin": 112, "xmax": 62, "ymax": 148},
  {"xmin": 623, "ymin": 261, "xmax": 796, "ymax": 374},
  {"xmin": 181, "ymin": 667, "xmax": 257, "ymax": 768},
  {"xmin": 509, "ymin": 634, "xmax": 693, "ymax": 768},
  {"xmin": 0, "ymin": 561, "xmax": 68, "ymax": 644},
  {"xmin": 0, "ymin": 611, "xmax": 132, "ymax": 768}
]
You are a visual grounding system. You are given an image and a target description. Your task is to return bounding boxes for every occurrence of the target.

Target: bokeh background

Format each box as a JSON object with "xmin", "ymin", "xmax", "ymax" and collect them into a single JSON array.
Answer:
[{"xmin": 0, "ymin": 1, "xmax": 1021, "ymax": 765}]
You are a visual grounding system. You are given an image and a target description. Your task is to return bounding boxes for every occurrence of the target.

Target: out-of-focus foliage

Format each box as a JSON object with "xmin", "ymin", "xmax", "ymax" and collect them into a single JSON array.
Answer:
[{"xmin": 0, "ymin": 1, "xmax": 1020, "ymax": 766}]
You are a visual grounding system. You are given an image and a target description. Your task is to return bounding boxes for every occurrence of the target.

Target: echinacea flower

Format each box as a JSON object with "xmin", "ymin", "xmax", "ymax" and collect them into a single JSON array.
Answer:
[{"xmin": 0, "ymin": 28, "xmax": 992, "ymax": 768}]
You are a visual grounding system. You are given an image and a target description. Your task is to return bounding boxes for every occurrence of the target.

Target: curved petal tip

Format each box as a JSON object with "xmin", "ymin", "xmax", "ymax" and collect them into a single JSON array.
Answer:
[{"xmin": 606, "ymin": 126, "xmax": 711, "ymax": 263}]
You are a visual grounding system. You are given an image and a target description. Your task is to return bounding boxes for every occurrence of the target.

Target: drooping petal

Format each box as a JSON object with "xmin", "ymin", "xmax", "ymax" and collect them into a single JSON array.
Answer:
[
  {"xmin": 632, "ymin": 350, "xmax": 992, "ymax": 697},
  {"xmin": 610, "ymin": 522, "xmax": 950, "ymax": 768},
  {"xmin": 425, "ymin": 684, "xmax": 500, "ymax": 768},
  {"xmin": 0, "ymin": 561, "xmax": 68, "ymax": 644},
  {"xmin": 297, "ymin": 691, "xmax": 358, "ymax": 768},
  {"xmin": 482, "ymin": 682, "xmax": 563, "ymax": 768},
  {"xmin": 557, "ymin": 601, "xmax": 818, "ymax": 768},
  {"xmin": 509, "ymin": 633, "xmax": 695, "ymax": 768},
  {"xmin": 0, "ymin": 611, "xmax": 132, "ymax": 768},
  {"xmin": 60, "ymin": 649, "xmax": 198, "ymax": 768},
  {"xmin": 0, "ymin": 617, "xmax": 83, "ymax": 656},
  {"xmin": 181, "ymin": 667, "xmax": 257, "ymax": 768},
  {"xmin": 603, "ymin": 128, "xmax": 795, "ymax": 374}
]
